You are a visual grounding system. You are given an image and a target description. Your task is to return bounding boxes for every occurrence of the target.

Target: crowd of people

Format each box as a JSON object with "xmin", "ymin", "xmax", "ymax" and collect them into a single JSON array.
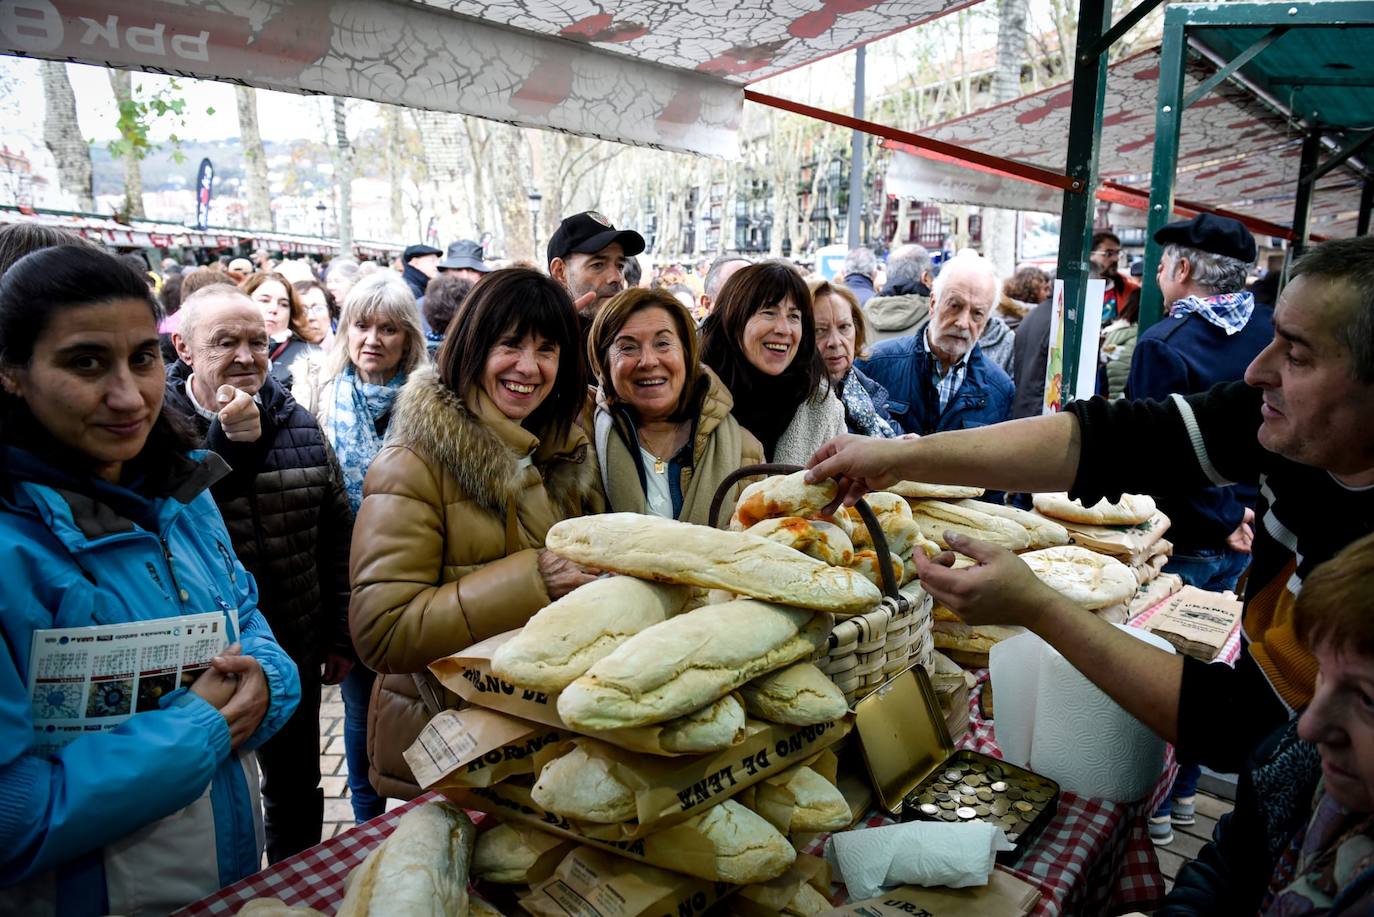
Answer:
[{"xmin": 0, "ymin": 205, "xmax": 1370, "ymax": 914}]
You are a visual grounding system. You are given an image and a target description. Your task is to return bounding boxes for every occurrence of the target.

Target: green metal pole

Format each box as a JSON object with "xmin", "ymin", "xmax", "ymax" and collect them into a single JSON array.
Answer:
[
  {"xmin": 1291, "ymin": 131, "xmax": 1322, "ymax": 257},
  {"xmin": 1140, "ymin": 9, "xmax": 1189, "ymax": 334},
  {"xmin": 1359, "ymin": 176, "xmax": 1373, "ymax": 236},
  {"xmin": 1053, "ymin": 0, "xmax": 1112, "ymax": 403}
]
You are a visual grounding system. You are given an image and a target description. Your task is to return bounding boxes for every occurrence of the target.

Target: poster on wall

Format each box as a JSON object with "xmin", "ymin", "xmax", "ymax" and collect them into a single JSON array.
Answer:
[{"xmin": 1043, "ymin": 278, "xmax": 1106, "ymax": 413}]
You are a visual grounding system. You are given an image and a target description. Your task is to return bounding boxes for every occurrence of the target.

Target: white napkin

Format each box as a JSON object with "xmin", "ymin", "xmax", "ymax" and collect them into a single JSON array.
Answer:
[{"xmin": 824, "ymin": 821, "xmax": 1014, "ymax": 899}]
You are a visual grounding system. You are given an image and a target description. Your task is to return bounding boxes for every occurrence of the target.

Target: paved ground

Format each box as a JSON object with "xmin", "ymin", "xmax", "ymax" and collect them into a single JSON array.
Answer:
[{"xmin": 316, "ymin": 683, "xmax": 1235, "ymax": 893}]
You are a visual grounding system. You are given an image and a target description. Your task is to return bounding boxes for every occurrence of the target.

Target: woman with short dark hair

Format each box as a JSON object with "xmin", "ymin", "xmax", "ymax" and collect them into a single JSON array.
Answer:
[
  {"xmin": 586, "ymin": 287, "xmax": 763, "ymax": 524},
  {"xmin": 0, "ymin": 246, "xmax": 299, "ymax": 913},
  {"xmin": 700, "ymin": 260, "xmax": 844, "ymax": 464},
  {"xmin": 348, "ymin": 268, "xmax": 603, "ymax": 799}
]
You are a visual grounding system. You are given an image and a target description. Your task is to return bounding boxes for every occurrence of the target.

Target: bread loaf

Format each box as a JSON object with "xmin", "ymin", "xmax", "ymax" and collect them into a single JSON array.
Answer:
[
  {"xmin": 236, "ymin": 901, "xmax": 326, "ymax": 916},
  {"xmin": 531, "ymin": 744, "xmax": 635, "ymax": 823},
  {"xmin": 336, "ymin": 801, "xmax": 474, "ymax": 917},
  {"xmin": 908, "ymin": 500, "xmax": 1032, "ymax": 551},
  {"xmin": 746, "ymin": 516, "xmax": 855, "ymax": 567},
  {"xmin": 889, "ymin": 480, "xmax": 985, "ymax": 499},
  {"xmin": 757, "ymin": 765, "xmax": 852, "ymax": 833},
  {"xmin": 785, "ymin": 882, "xmax": 833, "ymax": 915},
  {"xmin": 740, "ymin": 662, "xmax": 848, "ymax": 726},
  {"xmin": 1033, "ymin": 492, "xmax": 1157, "ymax": 526},
  {"xmin": 557, "ymin": 600, "xmax": 832, "ymax": 731},
  {"xmin": 695, "ymin": 799, "xmax": 797, "ymax": 884},
  {"xmin": 594, "ymin": 693, "xmax": 747, "ymax": 755},
  {"xmin": 950, "ymin": 499, "xmax": 1070, "ymax": 549},
  {"xmin": 730, "ymin": 471, "xmax": 838, "ymax": 530},
  {"xmin": 492, "ymin": 576, "xmax": 693, "ymax": 692},
  {"xmin": 471, "ymin": 822, "xmax": 572, "ymax": 885},
  {"xmin": 546, "ymin": 513, "xmax": 880, "ymax": 614},
  {"xmin": 1021, "ymin": 545, "xmax": 1137, "ymax": 609},
  {"xmin": 851, "ymin": 513, "xmax": 932, "ymax": 560},
  {"xmin": 847, "ymin": 550, "xmax": 903, "ymax": 589}
]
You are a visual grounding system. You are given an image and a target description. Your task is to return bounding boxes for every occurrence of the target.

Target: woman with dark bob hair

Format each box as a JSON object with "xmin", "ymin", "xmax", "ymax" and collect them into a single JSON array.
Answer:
[
  {"xmin": 700, "ymin": 260, "xmax": 845, "ymax": 464},
  {"xmin": 348, "ymin": 267, "xmax": 604, "ymax": 799},
  {"xmin": 587, "ymin": 287, "xmax": 763, "ymax": 525},
  {"xmin": 0, "ymin": 246, "xmax": 299, "ymax": 914}
]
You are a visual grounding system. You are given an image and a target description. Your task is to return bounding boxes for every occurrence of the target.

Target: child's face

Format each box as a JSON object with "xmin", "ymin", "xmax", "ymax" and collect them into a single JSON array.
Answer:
[{"xmin": 1299, "ymin": 643, "xmax": 1374, "ymax": 813}]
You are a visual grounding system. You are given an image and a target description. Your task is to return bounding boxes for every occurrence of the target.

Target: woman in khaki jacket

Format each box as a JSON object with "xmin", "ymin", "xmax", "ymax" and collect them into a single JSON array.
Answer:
[
  {"xmin": 349, "ymin": 268, "xmax": 603, "ymax": 799},
  {"xmin": 586, "ymin": 288, "xmax": 763, "ymax": 527}
]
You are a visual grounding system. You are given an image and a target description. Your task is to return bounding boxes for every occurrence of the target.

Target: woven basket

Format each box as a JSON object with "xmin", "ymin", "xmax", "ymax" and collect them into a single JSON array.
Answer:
[{"xmin": 709, "ymin": 462, "xmax": 931, "ymax": 705}]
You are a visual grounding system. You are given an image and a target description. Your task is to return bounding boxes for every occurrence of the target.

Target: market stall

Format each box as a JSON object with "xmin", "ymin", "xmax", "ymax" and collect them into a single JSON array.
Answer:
[{"xmin": 174, "ymin": 471, "xmax": 1244, "ymax": 917}]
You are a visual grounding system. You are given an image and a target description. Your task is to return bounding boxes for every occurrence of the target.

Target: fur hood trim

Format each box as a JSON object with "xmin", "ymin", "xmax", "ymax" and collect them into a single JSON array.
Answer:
[{"xmin": 385, "ymin": 366, "xmax": 595, "ymax": 515}]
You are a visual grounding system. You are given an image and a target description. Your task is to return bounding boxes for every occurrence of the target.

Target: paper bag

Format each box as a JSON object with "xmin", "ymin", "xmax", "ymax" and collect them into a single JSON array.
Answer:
[
  {"xmin": 519, "ymin": 845, "xmax": 735, "ymax": 917},
  {"xmin": 1145, "ymin": 585, "xmax": 1242, "ymax": 661},
  {"xmin": 403, "ymin": 707, "xmax": 568, "ymax": 789},
  {"xmin": 1053, "ymin": 511, "xmax": 1171, "ymax": 558},
  {"xmin": 816, "ymin": 872, "xmax": 1040, "ymax": 916}
]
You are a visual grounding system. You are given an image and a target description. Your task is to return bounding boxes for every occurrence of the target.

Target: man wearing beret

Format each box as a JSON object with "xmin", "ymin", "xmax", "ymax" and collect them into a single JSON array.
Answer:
[
  {"xmin": 1128, "ymin": 214, "xmax": 1273, "ymax": 594},
  {"xmin": 400, "ymin": 243, "xmax": 442, "ymax": 301}
]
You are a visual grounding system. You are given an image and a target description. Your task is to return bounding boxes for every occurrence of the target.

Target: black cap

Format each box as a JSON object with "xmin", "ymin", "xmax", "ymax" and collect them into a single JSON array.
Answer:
[
  {"xmin": 1152, "ymin": 213, "xmax": 1256, "ymax": 263},
  {"xmin": 547, "ymin": 211, "xmax": 646, "ymax": 266},
  {"xmin": 438, "ymin": 239, "xmax": 490, "ymax": 273},
  {"xmin": 403, "ymin": 243, "xmax": 443, "ymax": 263}
]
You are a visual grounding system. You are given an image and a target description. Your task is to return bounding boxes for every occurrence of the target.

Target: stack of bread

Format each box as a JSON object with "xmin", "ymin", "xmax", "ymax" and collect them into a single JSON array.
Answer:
[
  {"xmin": 409, "ymin": 503, "xmax": 881, "ymax": 909},
  {"xmin": 727, "ymin": 472, "xmax": 938, "ymax": 702},
  {"xmin": 1031, "ymin": 493, "xmax": 1183, "ymax": 620}
]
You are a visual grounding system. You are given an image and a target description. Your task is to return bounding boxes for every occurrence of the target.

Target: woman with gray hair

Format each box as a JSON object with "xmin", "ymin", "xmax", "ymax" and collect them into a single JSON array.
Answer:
[{"xmin": 292, "ymin": 269, "xmax": 426, "ymax": 824}]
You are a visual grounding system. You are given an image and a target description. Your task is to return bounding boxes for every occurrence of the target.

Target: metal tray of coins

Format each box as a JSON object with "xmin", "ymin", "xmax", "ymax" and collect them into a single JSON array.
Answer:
[{"xmin": 852, "ymin": 661, "xmax": 1060, "ymax": 863}]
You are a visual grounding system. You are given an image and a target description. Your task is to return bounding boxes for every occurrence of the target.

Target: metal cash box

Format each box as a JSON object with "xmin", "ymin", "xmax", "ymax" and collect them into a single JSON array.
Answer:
[{"xmin": 853, "ymin": 662, "xmax": 1059, "ymax": 864}]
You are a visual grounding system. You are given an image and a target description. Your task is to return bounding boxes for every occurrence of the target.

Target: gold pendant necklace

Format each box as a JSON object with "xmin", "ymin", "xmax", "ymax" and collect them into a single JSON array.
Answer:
[{"xmin": 654, "ymin": 457, "xmax": 667, "ymax": 475}]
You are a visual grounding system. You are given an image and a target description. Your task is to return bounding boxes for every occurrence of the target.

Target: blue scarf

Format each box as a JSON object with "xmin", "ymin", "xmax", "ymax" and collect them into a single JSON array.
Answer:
[
  {"xmin": 837, "ymin": 367, "xmax": 898, "ymax": 438},
  {"xmin": 331, "ymin": 365, "xmax": 405, "ymax": 513},
  {"xmin": 1169, "ymin": 290, "xmax": 1255, "ymax": 335}
]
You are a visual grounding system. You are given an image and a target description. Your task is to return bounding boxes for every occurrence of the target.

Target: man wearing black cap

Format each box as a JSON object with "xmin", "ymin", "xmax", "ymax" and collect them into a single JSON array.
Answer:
[
  {"xmin": 547, "ymin": 211, "xmax": 646, "ymax": 322},
  {"xmin": 437, "ymin": 239, "xmax": 491, "ymax": 284},
  {"xmin": 1127, "ymin": 213, "xmax": 1272, "ymax": 594},
  {"xmin": 401, "ymin": 243, "xmax": 443, "ymax": 301}
]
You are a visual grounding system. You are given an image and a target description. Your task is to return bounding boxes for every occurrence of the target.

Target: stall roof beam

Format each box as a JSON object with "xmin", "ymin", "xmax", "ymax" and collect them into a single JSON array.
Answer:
[
  {"xmin": 1168, "ymin": 1, "xmax": 1374, "ymax": 27},
  {"xmin": 1361, "ymin": 178, "xmax": 1374, "ymax": 236},
  {"xmin": 1182, "ymin": 27, "xmax": 1287, "ymax": 109},
  {"xmin": 1292, "ymin": 131, "xmax": 1323, "ymax": 257},
  {"xmin": 1084, "ymin": 0, "xmax": 1168, "ymax": 61},
  {"xmin": 1303, "ymin": 131, "xmax": 1374, "ymax": 185}
]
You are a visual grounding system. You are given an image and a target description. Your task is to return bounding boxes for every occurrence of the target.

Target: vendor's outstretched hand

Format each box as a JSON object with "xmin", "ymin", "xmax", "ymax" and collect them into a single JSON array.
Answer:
[
  {"xmin": 912, "ymin": 531, "xmax": 1063, "ymax": 630},
  {"xmin": 805, "ymin": 434, "xmax": 909, "ymax": 510}
]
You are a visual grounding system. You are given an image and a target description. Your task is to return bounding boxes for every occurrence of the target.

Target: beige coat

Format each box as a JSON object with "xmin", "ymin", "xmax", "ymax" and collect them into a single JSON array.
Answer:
[
  {"xmin": 349, "ymin": 366, "xmax": 603, "ymax": 798},
  {"xmin": 593, "ymin": 368, "xmax": 764, "ymax": 528}
]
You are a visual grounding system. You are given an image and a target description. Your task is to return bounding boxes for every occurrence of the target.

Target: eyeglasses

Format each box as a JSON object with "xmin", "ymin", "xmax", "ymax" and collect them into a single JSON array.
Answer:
[{"xmin": 1091, "ymin": 249, "xmax": 1121, "ymax": 258}]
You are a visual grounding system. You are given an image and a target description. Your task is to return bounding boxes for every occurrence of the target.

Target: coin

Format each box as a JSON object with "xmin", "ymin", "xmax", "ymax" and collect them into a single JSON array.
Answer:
[
  {"xmin": 990, "ymin": 781, "xmax": 1008, "ymax": 793},
  {"xmin": 1028, "ymin": 791, "xmax": 1051, "ymax": 804},
  {"xmin": 956, "ymin": 806, "xmax": 976, "ymax": 820},
  {"xmin": 918, "ymin": 793, "xmax": 936, "ymax": 806},
  {"xmin": 965, "ymin": 775, "xmax": 985, "ymax": 788},
  {"xmin": 938, "ymin": 799, "xmax": 956, "ymax": 810},
  {"xmin": 918, "ymin": 803, "xmax": 939, "ymax": 817},
  {"xmin": 939, "ymin": 809, "xmax": 959, "ymax": 822},
  {"xmin": 943, "ymin": 769, "xmax": 963, "ymax": 783},
  {"xmin": 1006, "ymin": 787, "xmax": 1024, "ymax": 801},
  {"xmin": 1014, "ymin": 801, "xmax": 1034, "ymax": 814},
  {"xmin": 991, "ymin": 799, "xmax": 1011, "ymax": 816},
  {"xmin": 974, "ymin": 804, "xmax": 991, "ymax": 817},
  {"xmin": 957, "ymin": 783, "xmax": 975, "ymax": 796},
  {"xmin": 976, "ymin": 788, "xmax": 994, "ymax": 802},
  {"xmin": 961, "ymin": 794, "xmax": 980, "ymax": 806}
]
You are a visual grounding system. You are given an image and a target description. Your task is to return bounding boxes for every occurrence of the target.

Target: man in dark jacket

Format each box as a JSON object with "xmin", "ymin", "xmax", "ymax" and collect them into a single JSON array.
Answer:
[
  {"xmin": 842, "ymin": 247, "xmax": 878, "ymax": 306},
  {"xmin": 167, "ymin": 284, "xmax": 355, "ymax": 862},
  {"xmin": 400, "ymin": 243, "xmax": 441, "ymax": 302},
  {"xmin": 856, "ymin": 251, "xmax": 1013, "ymax": 435}
]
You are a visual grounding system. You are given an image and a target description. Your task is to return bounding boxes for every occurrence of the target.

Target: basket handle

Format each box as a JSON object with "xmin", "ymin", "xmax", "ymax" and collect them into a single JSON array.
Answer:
[{"xmin": 707, "ymin": 462, "xmax": 900, "ymax": 600}]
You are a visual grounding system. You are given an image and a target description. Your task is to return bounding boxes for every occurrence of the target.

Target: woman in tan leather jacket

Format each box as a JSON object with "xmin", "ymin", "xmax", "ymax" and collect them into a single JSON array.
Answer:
[{"xmin": 349, "ymin": 268, "xmax": 603, "ymax": 799}]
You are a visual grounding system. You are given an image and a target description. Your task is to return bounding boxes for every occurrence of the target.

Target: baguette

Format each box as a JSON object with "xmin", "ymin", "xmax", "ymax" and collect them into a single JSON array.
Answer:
[
  {"xmin": 492, "ymin": 576, "xmax": 693, "ymax": 692},
  {"xmin": 337, "ymin": 801, "xmax": 475, "ymax": 917},
  {"xmin": 746, "ymin": 516, "xmax": 855, "ymax": 567},
  {"xmin": 471, "ymin": 822, "xmax": 572, "ymax": 885},
  {"xmin": 546, "ymin": 513, "xmax": 880, "ymax": 614},
  {"xmin": 740, "ymin": 662, "xmax": 848, "ymax": 726},
  {"xmin": 531, "ymin": 744, "xmax": 635, "ymax": 823},
  {"xmin": 730, "ymin": 471, "xmax": 838, "ymax": 530},
  {"xmin": 908, "ymin": 500, "xmax": 1032, "ymax": 551},
  {"xmin": 695, "ymin": 799, "xmax": 797, "ymax": 884},
  {"xmin": 754, "ymin": 764, "xmax": 852, "ymax": 833},
  {"xmin": 592, "ymin": 693, "xmax": 747, "ymax": 755},
  {"xmin": 557, "ymin": 600, "xmax": 832, "ymax": 731},
  {"xmin": 950, "ymin": 499, "xmax": 1070, "ymax": 549}
]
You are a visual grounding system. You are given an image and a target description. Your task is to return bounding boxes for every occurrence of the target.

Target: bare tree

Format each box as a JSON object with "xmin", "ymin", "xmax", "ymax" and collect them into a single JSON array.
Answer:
[
  {"xmin": 41, "ymin": 62, "xmax": 94, "ymax": 212},
  {"xmin": 107, "ymin": 69, "xmax": 145, "ymax": 218},
  {"xmin": 985, "ymin": 0, "xmax": 1030, "ymax": 277},
  {"xmin": 332, "ymin": 97, "xmax": 354, "ymax": 252},
  {"xmin": 383, "ymin": 106, "xmax": 405, "ymax": 239},
  {"xmin": 488, "ymin": 124, "xmax": 534, "ymax": 261},
  {"xmin": 235, "ymin": 86, "xmax": 272, "ymax": 229}
]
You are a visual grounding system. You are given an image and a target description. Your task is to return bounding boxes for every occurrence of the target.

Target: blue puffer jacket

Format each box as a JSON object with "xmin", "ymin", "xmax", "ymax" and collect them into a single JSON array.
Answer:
[
  {"xmin": 0, "ymin": 446, "xmax": 300, "ymax": 916},
  {"xmin": 856, "ymin": 331, "xmax": 1014, "ymax": 435}
]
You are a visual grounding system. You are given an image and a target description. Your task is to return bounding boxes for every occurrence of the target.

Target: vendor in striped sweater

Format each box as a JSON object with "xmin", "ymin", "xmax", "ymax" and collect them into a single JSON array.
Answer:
[{"xmin": 804, "ymin": 234, "xmax": 1374, "ymax": 774}]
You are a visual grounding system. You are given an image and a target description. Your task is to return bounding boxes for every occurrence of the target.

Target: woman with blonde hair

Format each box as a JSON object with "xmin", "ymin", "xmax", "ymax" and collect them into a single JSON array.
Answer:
[
  {"xmin": 808, "ymin": 276, "xmax": 902, "ymax": 437},
  {"xmin": 587, "ymin": 287, "xmax": 763, "ymax": 525}
]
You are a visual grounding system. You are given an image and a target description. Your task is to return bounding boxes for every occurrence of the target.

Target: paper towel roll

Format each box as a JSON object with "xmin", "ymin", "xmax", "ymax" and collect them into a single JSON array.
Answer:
[
  {"xmin": 823, "ymin": 821, "xmax": 1013, "ymax": 899},
  {"xmin": 1028, "ymin": 626, "xmax": 1175, "ymax": 802},
  {"xmin": 988, "ymin": 630, "xmax": 1043, "ymax": 768}
]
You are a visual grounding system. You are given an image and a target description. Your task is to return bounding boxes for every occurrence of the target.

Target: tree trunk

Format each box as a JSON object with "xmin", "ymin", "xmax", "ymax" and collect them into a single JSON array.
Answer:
[
  {"xmin": 107, "ymin": 69, "xmax": 144, "ymax": 218},
  {"xmin": 985, "ymin": 0, "xmax": 1029, "ymax": 276},
  {"xmin": 41, "ymin": 62, "xmax": 93, "ymax": 212},
  {"xmin": 383, "ymin": 106, "xmax": 405, "ymax": 239},
  {"xmin": 489, "ymin": 125, "xmax": 534, "ymax": 262},
  {"xmin": 235, "ymin": 86, "xmax": 272, "ymax": 230},
  {"xmin": 332, "ymin": 97, "xmax": 354, "ymax": 253}
]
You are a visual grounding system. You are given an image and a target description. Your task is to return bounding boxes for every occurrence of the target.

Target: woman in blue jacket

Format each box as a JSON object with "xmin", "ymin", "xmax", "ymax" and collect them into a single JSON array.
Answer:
[{"xmin": 0, "ymin": 245, "xmax": 300, "ymax": 916}]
